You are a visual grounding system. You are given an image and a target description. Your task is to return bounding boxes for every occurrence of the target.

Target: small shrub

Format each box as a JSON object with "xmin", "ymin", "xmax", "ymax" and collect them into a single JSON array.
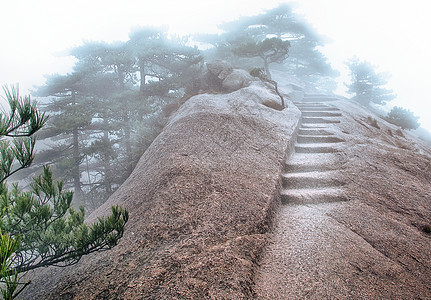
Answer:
[
  {"xmin": 386, "ymin": 106, "xmax": 420, "ymax": 130},
  {"xmin": 366, "ymin": 116, "xmax": 380, "ymax": 129}
]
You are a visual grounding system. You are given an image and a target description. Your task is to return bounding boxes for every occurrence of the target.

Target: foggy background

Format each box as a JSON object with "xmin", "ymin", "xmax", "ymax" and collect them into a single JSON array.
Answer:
[{"xmin": 1, "ymin": 0, "xmax": 430, "ymax": 131}]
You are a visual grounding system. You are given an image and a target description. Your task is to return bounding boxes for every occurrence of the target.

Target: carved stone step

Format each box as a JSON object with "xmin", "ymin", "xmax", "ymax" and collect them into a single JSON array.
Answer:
[
  {"xmin": 280, "ymin": 188, "xmax": 347, "ymax": 204},
  {"xmin": 302, "ymin": 117, "xmax": 341, "ymax": 124},
  {"xmin": 302, "ymin": 111, "xmax": 342, "ymax": 117},
  {"xmin": 293, "ymin": 102, "xmax": 327, "ymax": 106},
  {"xmin": 284, "ymin": 153, "xmax": 341, "ymax": 172},
  {"xmin": 282, "ymin": 171, "xmax": 346, "ymax": 189},
  {"xmin": 295, "ymin": 143, "xmax": 341, "ymax": 153},
  {"xmin": 301, "ymin": 96, "xmax": 339, "ymax": 102},
  {"xmin": 298, "ymin": 129, "xmax": 334, "ymax": 136},
  {"xmin": 285, "ymin": 163, "xmax": 335, "ymax": 173},
  {"xmin": 300, "ymin": 124, "xmax": 329, "ymax": 129},
  {"xmin": 297, "ymin": 135, "xmax": 345, "ymax": 144},
  {"xmin": 298, "ymin": 107, "xmax": 340, "ymax": 112}
]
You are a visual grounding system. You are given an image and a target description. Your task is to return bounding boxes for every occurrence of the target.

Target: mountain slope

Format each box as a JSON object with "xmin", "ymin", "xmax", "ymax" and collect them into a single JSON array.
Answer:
[
  {"xmin": 22, "ymin": 87, "xmax": 431, "ymax": 299},
  {"xmin": 23, "ymin": 82, "xmax": 300, "ymax": 299},
  {"xmin": 255, "ymin": 97, "xmax": 431, "ymax": 299}
]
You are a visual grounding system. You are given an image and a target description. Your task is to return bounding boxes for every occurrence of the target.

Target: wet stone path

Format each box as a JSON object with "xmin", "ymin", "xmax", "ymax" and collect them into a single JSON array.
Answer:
[
  {"xmin": 281, "ymin": 101, "xmax": 347, "ymax": 205},
  {"xmin": 254, "ymin": 100, "xmax": 356, "ymax": 299}
]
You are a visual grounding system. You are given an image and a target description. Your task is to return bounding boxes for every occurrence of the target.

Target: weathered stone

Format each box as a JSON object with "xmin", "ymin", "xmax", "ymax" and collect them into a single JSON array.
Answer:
[
  {"xmin": 255, "ymin": 98, "xmax": 431, "ymax": 299},
  {"xmin": 21, "ymin": 77, "xmax": 431, "ymax": 299},
  {"xmin": 22, "ymin": 84, "xmax": 300, "ymax": 300},
  {"xmin": 222, "ymin": 69, "xmax": 253, "ymax": 92},
  {"xmin": 206, "ymin": 60, "xmax": 233, "ymax": 80}
]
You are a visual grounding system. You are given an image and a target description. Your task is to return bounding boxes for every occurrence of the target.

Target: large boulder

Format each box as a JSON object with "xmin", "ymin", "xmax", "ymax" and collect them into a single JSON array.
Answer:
[
  {"xmin": 23, "ymin": 84, "xmax": 300, "ymax": 299},
  {"xmin": 187, "ymin": 60, "xmax": 253, "ymax": 94},
  {"xmin": 222, "ymin": 69, "xmax": 253, "ymax": 92},
  {"xmin": 206, "ymin": 59, "xmax": 233, "ymax": 80}
]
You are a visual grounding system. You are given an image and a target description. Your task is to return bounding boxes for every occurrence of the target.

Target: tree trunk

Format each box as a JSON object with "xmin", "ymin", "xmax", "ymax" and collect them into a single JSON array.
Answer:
[
  {"xmin": 71, "ymin": 90, "xmax": 82, "ymax": 205},
  {"xmin": 263, "ymin": 57, "xmax": 272, "ymax": 80},
  {"xmin": 123, "ymin": 118, "xmax": 133, "ymax": 176},
  {"xmin": 269, "ymin": 79, "xmax": 285, "ymax": 108},
  {"xmin": 140, "ymin": 67, "xmax": 146, "ymax": 94},
  {"xmin": 102, "ymin": 117, "xmax": 112, "ymax": 195},
  {"xmin": 118, "ymin": 74, "xmax": 133, "ymax": 176},
  {"xmin": 72, "ymin": 126, "xmax": 82, "ymax": 201},
  {"xmin": 117, "ymin": 65, "xmax": 125, "ymax": 89}
]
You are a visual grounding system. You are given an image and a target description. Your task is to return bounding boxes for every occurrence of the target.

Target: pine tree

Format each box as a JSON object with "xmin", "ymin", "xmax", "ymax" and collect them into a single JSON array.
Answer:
[
  {"xmin": 386, "ymin": 106, "xmax": 420, "ymax": 130},
  {"xmin": 127, "ymin": 27, "xmax": 203, "ymax": 96},
  {"xmin": 30, "ymin": 31, "xmax": 203, "ymax": 212},
  {"xmin": 0, "ymin": 86, "xmax": 128, "ymax": 299},
  {"xmin": 35, "ymin": 73, "xmax": 94, "ymax": 204},
  {"xmin": 345, "ymin": 58, "xmax": 396, "ymax": 106},
  {"xmin": 232, "ymin": 37, "xmax": 290, "ymax": 80},
  {"xmin": 198, "ymin": 3, "xmax": 338, "ymax": 91}
]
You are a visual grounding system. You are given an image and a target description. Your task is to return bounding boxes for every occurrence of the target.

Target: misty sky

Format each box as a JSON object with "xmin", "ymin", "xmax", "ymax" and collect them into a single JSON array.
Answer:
[{"xmin": 1, "ymin": 0, "xmax": 430, "ymax": 131}]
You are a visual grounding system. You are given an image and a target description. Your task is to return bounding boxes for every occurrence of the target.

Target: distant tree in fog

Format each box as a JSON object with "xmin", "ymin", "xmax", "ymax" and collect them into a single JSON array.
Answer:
[
  {"xmin": 345, "ymin": 58, "xmax": 396, "ymax": 106},
  {"xmin": 35, "ymin": 72, "xmax": 95, "ymax": 205},
  {"xmin": 34, "ymin": 51, "xmax": 139, "ymax": 210},
  {"xmin": 127, "ymin": 27, "xmax": 203, "ymax": 95},
  {"xmin": 71, "ymin": 41, "xmax": 136, "ymax": 89},
  {"xmin": 195, "ymin": 3, "xmax": 338, "ymax": 92},
  {"xmin": 32, "ymin": 29, "xmax": 203, "ymax": 212},
  {"xmin": 70, "ymin": 41, "xmax": 145, "ymax": 185},
  {"xmin": 232, "ymin": 37, "xmax": 290, "ymax": 79},
  {"xmin": 245, "ymin": 3, "xmax": 338, "ymax": 81},
  {"xmin": 386, "ymin": 106, "xmax": 420, "ymax": 130}
]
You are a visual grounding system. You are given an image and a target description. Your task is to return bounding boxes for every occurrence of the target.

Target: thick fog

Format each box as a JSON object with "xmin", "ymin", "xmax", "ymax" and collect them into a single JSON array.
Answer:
[{"xmin": 1, "ymin": 0, "xmax": 430, "ymax": 131}]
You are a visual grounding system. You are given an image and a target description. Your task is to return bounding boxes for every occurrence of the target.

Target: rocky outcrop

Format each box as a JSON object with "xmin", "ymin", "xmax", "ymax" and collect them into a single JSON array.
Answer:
[
  {"xmin": 23, "ymin": 83, "xmax": 300, "ymax": 299},
  {"xmin": 187, "ymin": 60, "xmax": 254, "ymax": 96},
  {"xmin": 222, "ymin": 69, "xmax": 253, "ymax": 92},
  {"xmin": 23, "ymin": 86, "xmax": 431, "ymax": 299},
  {"xmin": 206, "ymin": 60, "xmax": 233, "ymax": 80}
]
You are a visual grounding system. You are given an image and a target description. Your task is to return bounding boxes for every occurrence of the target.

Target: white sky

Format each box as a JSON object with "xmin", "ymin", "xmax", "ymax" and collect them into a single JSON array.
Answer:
[{"xmin": 1, "ymin": 0, "xmax": 430, "ymax": 131}]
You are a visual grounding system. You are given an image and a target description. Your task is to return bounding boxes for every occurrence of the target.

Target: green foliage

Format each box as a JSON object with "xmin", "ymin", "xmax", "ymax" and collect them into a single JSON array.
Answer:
[
  {"xmin": 345, "ymin": 58, "xmax": 396, "ymax": 106},
  {"xmin": 0, "ymin": 230, "xmax": 23, "ymax": 300},
  {"xmin": 196, "ymin": 3, "xmax": 338, "ymax": 91},
  {"xmin": 0, "ymin": 86, "xmax": 47, "ymax": 184},
  {"xmin": 0, "ymin": 166, "xmax": 128, "ymax": 273},
  {"xmin": 31, "ymin": 29, "xmax": 204, "ymax": 211},
  {"xmin": 0, "ymin": 86, "xmax": 47, "ymax": 137},
  {"xmin": 233, "ymin": 37, "xmax": 290, "ymax": 79},
  {"xmin": 249, "ymin": 67, "xmax": 268, "ymax": 80},
  {"xmin": 366, "ymin": 116, "xmax": 380, "ymax": 129},
  {"xmin": 233, "ymin": 37, "xmax": 290, "ymax": 61},
  {"xmin": 127, "ymin": 27, "xmax": 203, "ymax": 94},
  {"xmin": 386, "ymin": 106, "xmax": 420, "ymax": 130},
  {"xmin": 421, "ymin": 224, "xmax": 431, "ymax": 234},
  {"xmin": 0, "ymin": 87, "xmax": 128, "ymax": 298}
]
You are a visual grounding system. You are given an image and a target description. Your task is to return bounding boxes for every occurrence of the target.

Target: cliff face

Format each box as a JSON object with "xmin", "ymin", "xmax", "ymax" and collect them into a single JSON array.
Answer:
[{"xmin": 24, "ymin": 82, "xmax": 300, "ymax": 299}]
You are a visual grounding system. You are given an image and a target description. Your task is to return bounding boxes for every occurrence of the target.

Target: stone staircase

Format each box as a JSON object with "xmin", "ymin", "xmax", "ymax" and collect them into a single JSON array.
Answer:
[
  {"xmin": 302, "ymin": 93, "xmax": 341, "ymax": 102},
  {"xmin": 254, "ymin": 99, "xmax": 351, "ymax": 299},
  {"xmin": 255, "ymin": 98, "xmax": 431, "ymax": 299},
  {"xmin": 280, "ymin": 101, "xmax": 347, "ymax": 205}
]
